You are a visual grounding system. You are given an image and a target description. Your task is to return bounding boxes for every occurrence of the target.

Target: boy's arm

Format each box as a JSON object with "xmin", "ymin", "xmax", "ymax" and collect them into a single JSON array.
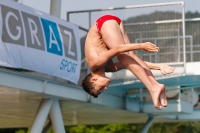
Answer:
[
  {"xmin": 91, "ymin": 43, "xmax": 159, "ymax": 69},
  {"xmin": 143, "ymin": 61, "xmax": 160, "ymax": 70},
  {"xmin": 121, "ymin": 29, "xmax": 175, "ymax": 75},
  {"xmin": 128, "ymin": 50, "xmax": 175, "ymax": 75},
  {"xmin": 144, "ymin": 61, "xmax": 175, "ymax": 75}
]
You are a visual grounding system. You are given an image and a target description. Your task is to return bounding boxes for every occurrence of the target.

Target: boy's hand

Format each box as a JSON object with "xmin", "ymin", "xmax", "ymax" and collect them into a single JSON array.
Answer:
[
  {"xmin": 141, "ymin": 42, "xmax": 160, "ymax": 52},
  {"xmin": 160, "ymin": 65, "xmax": 175, "ymax": 75}
]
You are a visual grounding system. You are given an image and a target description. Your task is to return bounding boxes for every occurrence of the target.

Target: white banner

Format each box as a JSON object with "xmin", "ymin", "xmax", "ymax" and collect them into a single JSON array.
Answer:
[{"xmin": 0, "ymin": 0, "xmax": 81, "ymax": 84}]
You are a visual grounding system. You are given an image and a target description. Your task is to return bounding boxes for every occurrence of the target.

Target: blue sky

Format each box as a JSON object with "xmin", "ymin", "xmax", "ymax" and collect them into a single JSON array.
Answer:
[{"xmin": 18, "ymin": 0, "xmax": 200, "ymax": 20}]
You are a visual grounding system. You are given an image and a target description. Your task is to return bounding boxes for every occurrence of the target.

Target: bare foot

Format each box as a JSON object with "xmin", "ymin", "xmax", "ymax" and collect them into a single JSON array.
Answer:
[
  {"xmin": 149, "ymin": 84, "xmax": 167, "ymax": 110},
  {"xmin": 159, "ymin": 85, "xmax": 167, "ymax": 107}
]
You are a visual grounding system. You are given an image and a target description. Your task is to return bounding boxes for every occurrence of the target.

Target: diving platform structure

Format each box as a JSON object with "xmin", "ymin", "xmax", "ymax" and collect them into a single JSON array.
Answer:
[{"xmin": 1, "ymin": 61, "xmax": 200, "ymax": 133}]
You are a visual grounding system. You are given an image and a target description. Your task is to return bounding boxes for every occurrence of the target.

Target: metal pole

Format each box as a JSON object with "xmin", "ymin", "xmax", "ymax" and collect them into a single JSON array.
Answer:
[
  {"xmin": 177, "ymin": 30, "xmax": 180, "ymax": 62},
  {"xmin": 67, "ymin": 2, "xmax": 183, "ymax": 14},
  {"xmin": 67, "ymin": 12, "xmax": 70, "ymax": 21},
  {"xmin": 86, "ymin": 12, "xmax": 92, "ymax": 74},
  {"xmin": 139, "ymin": 88, "xmax": 144, "ymax": 112},
  {"xmin": 154, "ymin": 39, "xmax": 158, "ymax": 63},
  {"xmin": 50, "ymin": 0, "xmax": 61, "ymax": 18},
  {"xmin": 182, "ymin": 2, "xmax": 186, "ymax": 73},
  {"xmin": 190, "ymin": 36, "xmax": 193, "ymax": 62},
  {"xmin": 50, "ymin": 98, "xmax": 66, "ymax": 133},
  {"xmin": 30, "ymin": 99, "xmax": 53, "ymax": 133},
  {"xmin": 140, "ymin": 115, "xmax": 155, "ymax": 133},
  {"xmin": 191, "ymin": 88, "xmax": 194, "ymax": 105}
]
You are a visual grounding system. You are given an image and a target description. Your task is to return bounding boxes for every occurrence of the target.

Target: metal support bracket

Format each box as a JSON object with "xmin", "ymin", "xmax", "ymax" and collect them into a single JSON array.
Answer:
[{"xmin": 140, "ymin": 114, "xmax": 154, "ymax": 133}]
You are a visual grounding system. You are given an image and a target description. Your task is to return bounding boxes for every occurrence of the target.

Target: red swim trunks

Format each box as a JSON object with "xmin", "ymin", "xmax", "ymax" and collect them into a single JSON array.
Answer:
[{"xmin": 96, "ymin": 15, "xmax": 121, "ymax": 34}]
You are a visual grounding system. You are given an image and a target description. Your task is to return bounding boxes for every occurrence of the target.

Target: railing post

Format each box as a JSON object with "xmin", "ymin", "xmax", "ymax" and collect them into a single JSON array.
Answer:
[
  {"xmin": 190, "ymin": 36, "xmax": 193, "ymax": 62},
  {"xmin": 191, "ymin": 88, "xmax": 194, "ymax": 105},
  {"xmin": 86, "ymin": 12, "xmax": 92, "ymax": 74},
  {"xmin": 182, "ymin": 2, "xmax": 186, "ymax": 73},
  {"xmin": 177, "ymin": 30, "xmax": 180, "ymax": 62}
]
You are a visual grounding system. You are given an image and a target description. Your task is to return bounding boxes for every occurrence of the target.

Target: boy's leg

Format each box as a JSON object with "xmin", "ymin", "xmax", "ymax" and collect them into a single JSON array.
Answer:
[
  {"xmin": 119, "ymin": 22, "xmax": 167, "ymax": 106},
  {"xmin": 101, "ymin": 20, "xmax": 166, "ymax": 109}
]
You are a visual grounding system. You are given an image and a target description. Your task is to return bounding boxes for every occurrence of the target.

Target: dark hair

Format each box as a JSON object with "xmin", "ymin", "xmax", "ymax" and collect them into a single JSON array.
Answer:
[{"xmin": 81, "ymin": 73, "xmax": 98, "ymax": 98}]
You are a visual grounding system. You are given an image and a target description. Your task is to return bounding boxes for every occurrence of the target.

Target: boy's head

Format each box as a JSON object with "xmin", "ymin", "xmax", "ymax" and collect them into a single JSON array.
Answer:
[{"xmin": 81, "ymin": 73, "xmax": 110, "ymax": 98}]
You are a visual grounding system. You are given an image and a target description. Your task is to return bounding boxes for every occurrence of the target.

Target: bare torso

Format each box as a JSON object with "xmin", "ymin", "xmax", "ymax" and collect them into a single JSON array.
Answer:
[{"xmin": 85, "ymin": 24, "xmax": 109, "ymax": 70}]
